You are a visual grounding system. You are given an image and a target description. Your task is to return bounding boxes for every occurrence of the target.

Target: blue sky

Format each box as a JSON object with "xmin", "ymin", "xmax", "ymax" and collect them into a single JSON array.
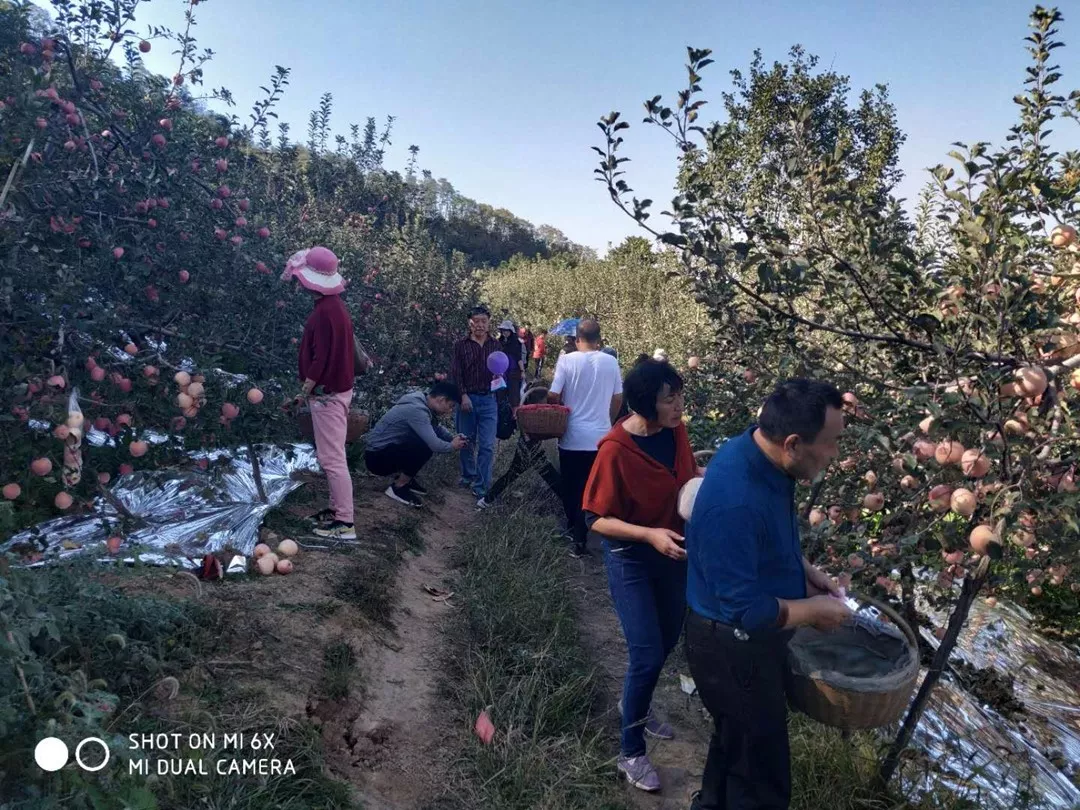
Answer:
[{"xmin": 52, "ymin": 0, "xmax": 1080, "ymax": 254}]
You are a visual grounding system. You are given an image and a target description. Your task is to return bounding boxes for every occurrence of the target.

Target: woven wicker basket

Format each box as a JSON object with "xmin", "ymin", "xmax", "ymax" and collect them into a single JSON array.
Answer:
[
  {"xmin": 786, "ymin": 593, "xmax": 919, "ymax": 730},
  {"xmin": 516, "ymin": 387, "xmax": 569, "ymax": 440},
  {"xmin": 296, "ymin": 408, "xmax": 370, "ymax": 444}
]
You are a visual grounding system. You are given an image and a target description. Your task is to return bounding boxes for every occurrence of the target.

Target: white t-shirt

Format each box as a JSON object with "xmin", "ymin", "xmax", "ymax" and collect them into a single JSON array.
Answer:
[{"xmin": 550, "ymin": 350, "xmax": 623, "ymax": 452}]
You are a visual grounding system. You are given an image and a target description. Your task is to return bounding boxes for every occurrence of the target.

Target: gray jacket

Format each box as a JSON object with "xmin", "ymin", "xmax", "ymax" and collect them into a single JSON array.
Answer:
[{"xmin": 366, "ymin": 391, "xmax": 455, "ymax": 454}]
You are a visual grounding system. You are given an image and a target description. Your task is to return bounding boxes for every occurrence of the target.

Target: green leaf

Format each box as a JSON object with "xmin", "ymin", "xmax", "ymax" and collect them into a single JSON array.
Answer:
[{"xmin": 960, "ymin": 219, "xmax": 990, "ymax": 244}]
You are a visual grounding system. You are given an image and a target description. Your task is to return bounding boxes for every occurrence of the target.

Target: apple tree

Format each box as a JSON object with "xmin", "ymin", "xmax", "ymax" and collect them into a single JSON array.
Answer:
[
  {"xmin": 596, "ymin": 4, "xmax": 1080, "ymax": 783},
  {"xmin": 0, "ymin": 0, "xmax": 495, "ymax": 542}
]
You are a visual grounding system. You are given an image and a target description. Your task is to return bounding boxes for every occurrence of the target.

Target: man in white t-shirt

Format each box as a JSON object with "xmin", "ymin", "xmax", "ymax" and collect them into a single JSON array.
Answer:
[{"xmin": 548, "ymin": 318, "xmax": 623, "ymax": 556}]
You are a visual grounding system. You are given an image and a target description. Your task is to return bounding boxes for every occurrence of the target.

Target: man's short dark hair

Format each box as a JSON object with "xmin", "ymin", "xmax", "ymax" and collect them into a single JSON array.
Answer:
[
  {"xmin": 758, "ymin": 378, "xmax": 843, "ymax": 443},
  {"xmin": 624, "ymin": 357, "xmax": 684, "ymax": 421},
  {"xmin": 469, "ymin": 305, "xmax": 491, "ymax": 319},
  {"xmin": 429, "ymin": 381, "xmax": 462, "ymax": 403},
  {"xmin": 577, "ymin": 318, "xmax": 601, "ymax": 343}
]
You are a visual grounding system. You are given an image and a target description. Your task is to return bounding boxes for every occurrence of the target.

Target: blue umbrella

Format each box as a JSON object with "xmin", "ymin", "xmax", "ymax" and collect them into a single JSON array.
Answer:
[{"xmin": 550, "ymin": 318, "xmax": 580, "ymax": 337}]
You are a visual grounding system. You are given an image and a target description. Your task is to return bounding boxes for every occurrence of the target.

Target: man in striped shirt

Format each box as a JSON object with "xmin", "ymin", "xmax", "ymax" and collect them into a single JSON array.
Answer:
[{"xmin": 451, "ymin": 305, "xmax": 500, "ymax": 499}]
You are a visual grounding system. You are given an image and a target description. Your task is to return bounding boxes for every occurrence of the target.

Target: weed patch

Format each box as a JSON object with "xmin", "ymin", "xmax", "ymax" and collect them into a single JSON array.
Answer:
[
  {"xmin": 319, "ymin": 640, "xmax": 358, "ymax": 701},
  {"xmin": 0, "ymin": 556, "xmax": 356, "ymax": 809},
  {"xmin": 332, "ymin": 512, "xmax": 424, "ymax": 628},
  {"xmin": 432, "ymin": 507, "xmax": 629, "ymax": 810}
]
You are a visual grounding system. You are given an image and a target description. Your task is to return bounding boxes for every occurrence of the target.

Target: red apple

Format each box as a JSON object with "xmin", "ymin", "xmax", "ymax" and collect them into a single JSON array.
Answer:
[{"xmin": 863, "ymin": 492, "xmax": 885, "ymax": 512}]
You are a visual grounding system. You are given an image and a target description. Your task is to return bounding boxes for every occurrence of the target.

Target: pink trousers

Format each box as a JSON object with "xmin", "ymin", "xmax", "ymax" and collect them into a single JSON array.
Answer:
[{"xmin": 310, "ymin": 389, "xmax": 354, "ymax": 524}]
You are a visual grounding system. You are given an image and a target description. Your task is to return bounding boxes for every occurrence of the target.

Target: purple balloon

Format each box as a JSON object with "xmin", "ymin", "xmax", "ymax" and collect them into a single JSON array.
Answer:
[{"xmin": 487, "ymin": 351, "xmax": 509, "ymax": 375}]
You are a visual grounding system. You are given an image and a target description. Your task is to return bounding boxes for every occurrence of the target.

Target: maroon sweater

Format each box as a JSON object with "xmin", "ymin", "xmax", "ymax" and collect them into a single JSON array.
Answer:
[{"xmin": 298, "ymin": 294, "xmax": 354, "ymax": 394}]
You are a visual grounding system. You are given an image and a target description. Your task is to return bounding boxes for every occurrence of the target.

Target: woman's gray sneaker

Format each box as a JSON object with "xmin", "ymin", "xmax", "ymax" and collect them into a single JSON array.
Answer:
[{"xmin": 616, "ymin": 754, "xmax": 661, "ymax": 792}]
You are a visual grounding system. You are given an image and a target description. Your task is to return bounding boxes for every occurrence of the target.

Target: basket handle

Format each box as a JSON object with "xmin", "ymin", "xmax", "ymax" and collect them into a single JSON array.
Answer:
[{"xmin": 847, "ymin": 591, "xmax": 918, "ymax": 652}]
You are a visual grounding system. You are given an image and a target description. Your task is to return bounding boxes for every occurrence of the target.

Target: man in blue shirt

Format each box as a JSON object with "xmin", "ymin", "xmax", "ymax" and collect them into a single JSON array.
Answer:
[{"xmin": 685, "ymin": 378, "xmax": 853, "ymax": 810}]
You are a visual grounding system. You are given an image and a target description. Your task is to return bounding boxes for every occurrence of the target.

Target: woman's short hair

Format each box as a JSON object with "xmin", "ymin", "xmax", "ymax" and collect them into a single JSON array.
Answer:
[{"xmin": 624, "ymin": 357, "xmax": 684, "ymax": 421}]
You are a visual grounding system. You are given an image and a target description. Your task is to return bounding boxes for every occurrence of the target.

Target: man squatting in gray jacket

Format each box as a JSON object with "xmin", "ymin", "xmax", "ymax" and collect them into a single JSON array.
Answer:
[{"xmin": 364, "ymin": 381, "xmax": 468, "ymax": 508}]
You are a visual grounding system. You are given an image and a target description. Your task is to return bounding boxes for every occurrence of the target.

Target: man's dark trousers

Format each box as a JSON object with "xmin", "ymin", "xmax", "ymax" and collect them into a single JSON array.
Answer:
[
  {"xmin": 558, "ymin": 449, "xmax": 597, "ymax": 551},
  {"xmin": 685, "ymin": 609, "xmax": 793, "ymax": 809}
]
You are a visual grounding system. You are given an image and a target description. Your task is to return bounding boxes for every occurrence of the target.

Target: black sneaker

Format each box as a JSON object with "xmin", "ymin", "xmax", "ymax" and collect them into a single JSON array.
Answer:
[
  {"xmin": 406, "ymin": 478, "xmax": 428, "ymax": 496},
  {"xmin": 569, "ymin": 544, "xmax": 592, "ymax": 559},
  {"xmin": 385, "ymin": 485, "xmax": 422, "ymax": 508},
  {"xmin": 313, "ymin": 521, "xmax": 357, "ymax": 540}
]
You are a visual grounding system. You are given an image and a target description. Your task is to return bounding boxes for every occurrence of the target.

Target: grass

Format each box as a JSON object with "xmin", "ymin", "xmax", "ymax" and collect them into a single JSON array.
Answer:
[
  {"xmin": 332, "ymin": 511, "xmax": 424, "ymax": 629},
  {"xmin": 319, "ymin": 640, "xmax": 358, "ymax": 700},
  {"xmin": 787, "ymin": 714, "xmax": 1051, "ymax": 810},
  {"xmin": 426, "ymin": 475, "xmax": 1046, "ymax": 810},
  {"xmin": 431, "ymin": 504, "xmax": 630, "ymax": 810},
  {"xmin": 260, "ymin": 474, "xmax": 324, "ymax": 539},
  {"xmin": 278, "ymin": 599, "xmax": 342, "ymax": 618},
  {"xmin": 0, "ymin": 558, "xmax": 356, "ymax": 810}
]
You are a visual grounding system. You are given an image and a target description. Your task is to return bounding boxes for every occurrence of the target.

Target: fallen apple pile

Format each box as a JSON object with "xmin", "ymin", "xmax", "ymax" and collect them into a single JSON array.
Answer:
[{"xmin": 252, "ymin": 538, "xmax": 300, "ymax": 576}]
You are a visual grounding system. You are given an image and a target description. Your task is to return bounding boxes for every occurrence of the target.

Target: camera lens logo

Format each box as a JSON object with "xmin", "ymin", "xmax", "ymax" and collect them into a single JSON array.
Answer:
[
  {"xmin": 34, "ymin": 737, "xmax": 68, "ymax": 772},
  {"xmin": 35, "ymin": 737, "xmax": 111, "ymax": 772}
]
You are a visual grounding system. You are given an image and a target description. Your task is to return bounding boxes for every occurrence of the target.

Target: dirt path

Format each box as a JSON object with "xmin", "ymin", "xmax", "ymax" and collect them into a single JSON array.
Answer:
[
  {"xmin": 316, "ymin": 484, "xmax": 475, "ymax": 810},
  {"xmin": 568, "ymin": 548, "xmax": 713, "ymax": 809}
]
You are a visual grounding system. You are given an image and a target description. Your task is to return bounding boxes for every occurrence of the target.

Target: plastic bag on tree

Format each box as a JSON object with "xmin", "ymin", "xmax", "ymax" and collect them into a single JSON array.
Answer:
[{"xmin": 62, "ymin": 389, "xmax": 83, "ymax": 487}]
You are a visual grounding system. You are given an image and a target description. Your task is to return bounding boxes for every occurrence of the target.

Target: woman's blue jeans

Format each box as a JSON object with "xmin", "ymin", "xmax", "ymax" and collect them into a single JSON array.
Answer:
[{"xmin": 602, "ymin": 537, "xmax": 687, "ymax": 757}]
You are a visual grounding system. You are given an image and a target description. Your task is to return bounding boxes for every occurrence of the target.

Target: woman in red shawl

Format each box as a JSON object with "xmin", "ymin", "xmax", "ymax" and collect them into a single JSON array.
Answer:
[{"xmin": 582, "ymin": 355, "xmax": 700, "ymax": 793}]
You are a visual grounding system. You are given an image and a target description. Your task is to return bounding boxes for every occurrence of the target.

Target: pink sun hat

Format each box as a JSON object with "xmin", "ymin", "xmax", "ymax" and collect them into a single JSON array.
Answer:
[{"xmin": 280, "ymin": 246, "xmax": 346, "ymax": 295}]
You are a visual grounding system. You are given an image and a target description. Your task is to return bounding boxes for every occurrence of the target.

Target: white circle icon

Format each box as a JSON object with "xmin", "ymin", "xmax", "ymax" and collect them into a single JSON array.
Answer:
[
  {"xmin": 75, "ymin": 737, "xmax": 110, "ymax": 772},
  {"xmin": 34, "ymin": 737, "xmax": 69, "ymax": 772}
]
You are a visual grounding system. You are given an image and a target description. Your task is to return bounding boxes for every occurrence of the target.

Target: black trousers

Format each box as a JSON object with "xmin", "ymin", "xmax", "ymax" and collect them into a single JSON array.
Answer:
[
  {"xmin": 506, "ymin": 374, "xmax": 522, "ymax": 408},
  {"xmin": 685, "ymin": 610, "xmax": 793, "ymax": 810},
  {"xmin": 558, "ymin": 449, "xmax": 597, "ymax": 549},
  {"xmin": 364, "ymin": 432, "xmax": 434, "ymax": 479},
  {"xmin": 533, "ymin": 356, "xmax": 545, "ymax": 378},
  {"xmin": 487, "ymin": 435, "xmax": 561, "ymax": 503}
]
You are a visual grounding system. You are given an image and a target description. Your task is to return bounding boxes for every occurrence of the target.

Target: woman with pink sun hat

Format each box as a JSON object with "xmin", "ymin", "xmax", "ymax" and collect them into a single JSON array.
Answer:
[{"xmin": 282, "ymin": 246, "xmax": 357, "ymax": 540}]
